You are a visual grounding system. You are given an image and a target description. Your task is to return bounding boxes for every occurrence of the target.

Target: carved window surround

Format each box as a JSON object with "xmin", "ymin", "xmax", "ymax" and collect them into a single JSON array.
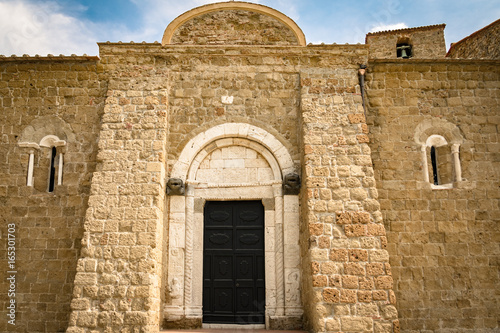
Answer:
[
  {"xmin": 414, "ymin": 118, "xmax": 464, "ymax": 190},
  {"xmin": 19, "ymin": 135, "xmax": 66, "ymax": 188}
]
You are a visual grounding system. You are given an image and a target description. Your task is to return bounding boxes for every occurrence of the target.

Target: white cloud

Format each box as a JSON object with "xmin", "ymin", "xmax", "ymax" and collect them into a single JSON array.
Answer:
[
  {"xmin": 369, "ymin": 23, "xmax": 409, "ymax": 33},
  {"xmin": 0, "ymin": 0, "xmax": 100, "ymax": 55},
  {"xmin": 126, "ymin": 0, "xmax": 268, "ymax": 43},
  {"xmin": 122, "ymin": 0, "xmax": 222, "ymax": 43},
  {"xmin": 0, "ymin": 0, "xmax": 306, "ymax": 56}
]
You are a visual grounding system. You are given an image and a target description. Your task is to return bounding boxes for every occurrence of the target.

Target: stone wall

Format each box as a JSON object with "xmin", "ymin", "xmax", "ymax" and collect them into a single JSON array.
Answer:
[
  {"xmin": 366, "ymin": 59, "xmax": 500, "ymax": 332},
  {"xmin": 170, "ymin": 9, "xmax": 299, "ymax": 45},
  {"xmin": 447, "ymin": 19, "xmax": 500, "ymax": 59},
  {"xmin": 166, "ymin": 68, "xmax": 301, "ymax": 165},
  {"xmin": 366, "ymin": 25, "xmax": 446, "ymax": 59},
  {"xmin": 299, "ymin": 68, "xmax": 399, "ymax": 333},
  {"xmin": 0, "ymin": 58, "xmax": 105, "ymax": 332}
]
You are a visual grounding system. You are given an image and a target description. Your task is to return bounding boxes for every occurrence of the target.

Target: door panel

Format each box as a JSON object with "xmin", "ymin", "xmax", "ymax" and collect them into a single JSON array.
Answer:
[{"xmin": 203, "ymin": 201, "xmax": 265, "ymax": 324}]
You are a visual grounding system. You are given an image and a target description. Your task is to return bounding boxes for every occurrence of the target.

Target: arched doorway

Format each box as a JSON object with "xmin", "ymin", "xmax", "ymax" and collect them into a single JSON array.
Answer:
[{"xmin": 164, "ymin": 123, "xmax": 303, "ymax": 328}]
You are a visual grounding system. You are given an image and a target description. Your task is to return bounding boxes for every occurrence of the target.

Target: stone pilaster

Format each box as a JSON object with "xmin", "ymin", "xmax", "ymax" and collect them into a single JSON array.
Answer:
[
  {"xmin": 300, "ymin": 70, "xmax": 399, "ymax": 333},
  {"xmin": 67, "ymin": 77, "xmax": 168, "ymax": 332}
]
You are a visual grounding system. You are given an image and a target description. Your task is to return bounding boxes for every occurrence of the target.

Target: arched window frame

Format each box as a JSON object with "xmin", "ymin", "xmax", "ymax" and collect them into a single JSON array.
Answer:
[
  {"xmin": 420, "ymin": 134, "xmax": 462, "ymax": 189},
  {"xmin": 414, "ymin": 119, "xmax": 464, "ymax": 190},
  {"xmin": 19, "ymin": 135, "xmax": 66, "ymax": 191}
]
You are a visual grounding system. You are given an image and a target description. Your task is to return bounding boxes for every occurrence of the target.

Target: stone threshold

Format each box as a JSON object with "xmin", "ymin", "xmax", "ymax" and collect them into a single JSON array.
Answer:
[
  {"xmin": 161, "ymin": 325, "xmax": 308, "ymax": 333},
  {"xmin": 160, "ymin": 327, "xmax": 308, "ymax": 333}
]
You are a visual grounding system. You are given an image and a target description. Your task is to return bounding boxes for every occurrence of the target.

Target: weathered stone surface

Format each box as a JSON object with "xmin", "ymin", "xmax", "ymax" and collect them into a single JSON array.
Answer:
[
  {"xmin": 447, "ymin": 18, "xmax": 500, "ymax": 59},
  {"xmin": 366, "ymin": 24, "xmax": 446, "ymax": 59},
  {"xmin": 0, "ymin": 59, "xmax": 104, "ymax": 333},
  {"xmin": 367, "ymin": 59, "xmax": 500, "ymax": 332},
  {"xmin": 1, "ymin": 2, "xmax": 498, "ymax": 333},
  {"xmin": 171, "ymin": 9, "xmax": 299, "ymax": 46}
]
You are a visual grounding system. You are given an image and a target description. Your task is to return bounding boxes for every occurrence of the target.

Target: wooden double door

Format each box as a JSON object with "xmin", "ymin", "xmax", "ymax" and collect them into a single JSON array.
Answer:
[{"xmin": 203, "ymin": 201, "xmax": 265, "ymax": 324}]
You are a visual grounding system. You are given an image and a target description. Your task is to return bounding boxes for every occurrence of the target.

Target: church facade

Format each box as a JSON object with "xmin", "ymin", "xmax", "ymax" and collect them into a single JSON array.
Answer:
[{"xmin": 0, "ymin": 2, "xmax": 498, "ymax": 333}]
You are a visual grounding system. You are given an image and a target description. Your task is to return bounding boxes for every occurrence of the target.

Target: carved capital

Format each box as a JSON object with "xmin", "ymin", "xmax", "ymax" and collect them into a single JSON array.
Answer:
[
  {"xmin": 283, "ymin": 173, "xmax": 301, "ymax": 195},
  {"xmin": 166, "ymin": 178, "xmax": 185, "ymax": 196}
]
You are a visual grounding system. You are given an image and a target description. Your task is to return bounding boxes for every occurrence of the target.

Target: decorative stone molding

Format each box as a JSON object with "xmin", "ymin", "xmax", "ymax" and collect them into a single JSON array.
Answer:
[
  {"xmin": 283, "ymin": 173, "xmax": 301, "ymax": 195},
  {"xmin": 18, "ymin": 142, "xmax": 39, "ymax": 187},
  {"xmin": 19, "ymin": 115, "xmax": 75, "ymax": 144},
  {"xmin": 39, "ymin": 135, "xmax": 66, "ymax": 148},
  {"xmin": 166, "ymin": 178, "xmax": 185, "ymax": 195},
  {"xmin": 172, "ymin": 123, "xmax": 296, "ymax": 180},
  {"xmin": 414, "ymin": 118, "xmax": 464, "ymax": 146},
  {"xmin": 18, "ymin": 135, "xmax": 67, "ymax": 188},
  {"xmin": 414, "ymin": 118, "xmax": 465, "ymax": 188}
]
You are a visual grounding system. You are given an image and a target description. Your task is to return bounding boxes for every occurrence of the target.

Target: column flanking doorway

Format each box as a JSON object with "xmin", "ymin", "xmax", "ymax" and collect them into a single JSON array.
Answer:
[{"xmin": 203, "ymin": 201, "xmax": 265, "ymax": 324}]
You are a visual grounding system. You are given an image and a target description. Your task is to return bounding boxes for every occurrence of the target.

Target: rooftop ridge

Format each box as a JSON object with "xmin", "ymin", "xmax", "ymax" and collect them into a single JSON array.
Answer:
[
  {"xmin": 366, "ymin": 23, "xmax": 446, "ymax": 36},
  {"xmin": 0, "ymin": 54, "xmax": 99, "ymax": 61},
  {"xmin": 446, "ymin": 18, "xmax": 500, "ymax": 56}
]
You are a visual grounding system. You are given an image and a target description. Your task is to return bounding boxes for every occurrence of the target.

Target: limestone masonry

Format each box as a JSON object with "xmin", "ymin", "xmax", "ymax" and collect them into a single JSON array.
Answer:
[{"xmin": 0, "ymin": 2, "xmax": 498, "ymax": 333}]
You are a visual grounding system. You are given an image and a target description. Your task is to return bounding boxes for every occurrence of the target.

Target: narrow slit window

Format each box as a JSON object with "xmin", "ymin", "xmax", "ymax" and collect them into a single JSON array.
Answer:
[
  {"xmin": 48, "ymin": 147, "xmax": 56, "ymax": 192},
  {"xmin": 430, "ymin": 146, "xmax": 438, "ymax": 185}
]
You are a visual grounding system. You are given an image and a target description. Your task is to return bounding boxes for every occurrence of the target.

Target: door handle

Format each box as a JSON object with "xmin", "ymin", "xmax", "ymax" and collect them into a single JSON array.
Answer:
[{"xmin": 236, "ymin": 283, "xmax": 240, "ymax": 287}]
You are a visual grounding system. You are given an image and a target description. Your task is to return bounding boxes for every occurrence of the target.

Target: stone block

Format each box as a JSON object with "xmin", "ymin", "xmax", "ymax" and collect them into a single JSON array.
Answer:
[
  {"xmin": 356, "ymin": 303, "xmax": 379, "ymax": 317},
  {"xmin": 374, "ymin": 276, "xmax": 393, "ymax": 289},
  {"xmin": 342, "ymin": 275, "xmax": 358, "ymax": 289},
  {"xmin": 336, "ymin": 212, "xmax": 352, "ymax": 224},
  {"xmin": 312, "ymin": 275, "xmax": 328, "ymax": 287},
  {"xmin": 309, "ymin": 223, "xmax": 323, "ymax": 236},
  {"xmin": 358, "ymin": 290, "xmax": 373, "ymax": 302},
  {"xmin": 349, "ymin": 249, "xmax": 368, "ymax": 262},
  {"xmin": 344, "ymin": 263, "xmax": 365, "ymax": 276},
  {"xmin": 330, "ymin": 249, "xmax": 348, "ymax": 261},
  {"xmin": 359, "ymin": 276, "xmax": 374, "ymax": 290},
  {"xmin": 344, "ymin": 224, "xmax": 367, "ymax": 237},
  {"xmin": 70, "ymin": 298, "xmax": 90, "ymax": 310},
  {"xmin": 322, "ymin": 288, "xmax": 340, "ymax": 303},
  {"xmin": 321, "ymin": 262, "xmax": 339, "ymax": 275},
  {"xmin": 310, "ymin": 248, "xmax": 329, "ymax": 260},
  {"xmin": 369, "ymin": 249, "xmax": 390, "ymax": 262},
  {"xmin": 381, "ymin": 305, "xmax": 398, "ymax": 319},
  {"xmin": 74, "ymin": 273, "xmax": 97, "ymax": 285},
  {"xmin": 348, "ymin": 113, "xmax": 366, "ymax": 124},
  {"xmin": 352, "ymin": 211, "xmax": 371, "ymax": 224},
  {"xmin": 341, "ymin": 317, "xmax": 373, "ymax": 331},
  {"xmin": 76, "ymin": 311, "xmax": 98, "ymax": 327},
  {"xmin": 366, "ymin": 263, "xmax": 385, "ymax": 275},
  {"xmin": 340, "ymin": 289, "xmax": 357, "ymax": 303},
  {"xmin": 373, "ymin": 290, "xmax": 388, "ymax": 301}
]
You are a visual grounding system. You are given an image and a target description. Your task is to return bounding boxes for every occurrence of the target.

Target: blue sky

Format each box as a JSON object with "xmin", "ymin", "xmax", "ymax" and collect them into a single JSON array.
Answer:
[{"xmin": 0, "ymin": 0, "xmax": 499, "ymax": 56}]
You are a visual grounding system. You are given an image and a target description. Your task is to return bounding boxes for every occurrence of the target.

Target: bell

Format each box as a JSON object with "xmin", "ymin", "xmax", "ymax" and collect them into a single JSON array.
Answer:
[{"xmin": 397, "ymin": 44, "xmax": 411, "ymax": 58}]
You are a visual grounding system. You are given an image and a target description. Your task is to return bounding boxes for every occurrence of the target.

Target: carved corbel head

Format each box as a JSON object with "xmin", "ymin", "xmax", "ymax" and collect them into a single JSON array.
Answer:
[
  {"xmin": 283, "ymin": 173, "xmax": 301, "ymax": 195},
  {"xmin": 166, "ymin": 178, "xmax": 185, "ymax": 196}
]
